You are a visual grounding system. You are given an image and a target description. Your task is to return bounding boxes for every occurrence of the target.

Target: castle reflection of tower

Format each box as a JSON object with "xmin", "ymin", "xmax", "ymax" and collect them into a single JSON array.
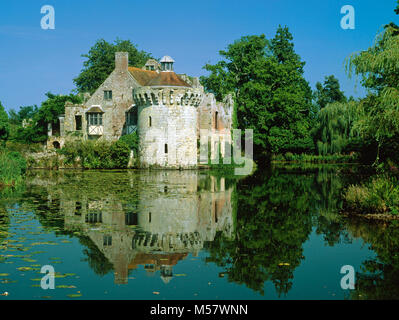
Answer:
[{"xmin": 31, "ymin": 171, "xmax": 235, "ymax": 285}]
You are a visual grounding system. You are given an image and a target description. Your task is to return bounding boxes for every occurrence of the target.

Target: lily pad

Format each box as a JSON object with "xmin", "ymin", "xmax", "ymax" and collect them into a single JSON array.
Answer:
[{"xmin": 17, "ymin": 267, "xmax": 33, "ymax": 271}]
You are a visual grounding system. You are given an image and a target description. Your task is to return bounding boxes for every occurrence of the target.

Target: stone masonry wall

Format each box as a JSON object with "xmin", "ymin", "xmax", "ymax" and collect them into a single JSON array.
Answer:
[
  {"xmin": 64, "ymin": 52, "xmax": 139, "ymax": 141},
  {"xmin": 197, "ymin": 93, "xmax": 233, "ymax": 159},
  {"xmin": 134, "ymin": 86, "xmax": 202, "ymax": 168}
]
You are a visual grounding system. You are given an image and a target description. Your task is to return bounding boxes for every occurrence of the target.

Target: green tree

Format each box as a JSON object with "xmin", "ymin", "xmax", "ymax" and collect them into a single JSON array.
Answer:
[
  {"xmin": 0, "ymin": 101, "xmax": 10, "ymax": 143},
  {"xmin": 314, "ymin": 75, "xmax": 347, "ymax": 110},
  {"xmin": 8, "ymin": 105, "xmax": 38, "ymax": 125},
  {"xmin": 200, "ymin": 26, "xmax": 314, "ymax": 159},
  {"xmin": 74, "ymin": 39, "xmax": 152, "ymax": 94},
  {"xmin": 16, "ymin": 93, "xmax": 82, "ymax": 143},
  {"xmin": 313, "ymin": 100, "xmax": 364, "ymax": 155},
  {"xmin": 346, "ymin": 2, "xmax": 399, "ymax": 164}
]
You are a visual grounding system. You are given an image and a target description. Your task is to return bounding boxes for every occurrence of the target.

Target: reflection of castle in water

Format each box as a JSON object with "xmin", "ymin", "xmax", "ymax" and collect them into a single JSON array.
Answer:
[{"xmin": 30, "ymin": 171, "xmax": 235, "ymax": 284}]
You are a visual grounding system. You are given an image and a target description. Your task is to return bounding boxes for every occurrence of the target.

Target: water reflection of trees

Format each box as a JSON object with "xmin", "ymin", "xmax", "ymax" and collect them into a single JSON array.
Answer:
[
  {"xmin": 204, "ymin": 169, "xmax": 314, "ymax": 296},
  {"xmin": 0, "ymin": 185, "xmax": 25, "ymax": 244},
  {"xmin": 345, "ymin": 219, "xmax": 399, "ymax": 300},
  {"xmin": 4, "ymin": 165, "xmax": 386, "ymax": 298},
  {"xmin": 204, "ymin": 165, "xmax": 361, "ymax": 296}
]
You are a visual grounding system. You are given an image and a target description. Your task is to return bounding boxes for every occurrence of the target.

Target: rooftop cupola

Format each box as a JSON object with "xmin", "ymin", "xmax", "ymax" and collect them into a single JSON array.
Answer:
[{"xmin": 160, "ymin": 55, "xmax": 175, "ymax": 72}]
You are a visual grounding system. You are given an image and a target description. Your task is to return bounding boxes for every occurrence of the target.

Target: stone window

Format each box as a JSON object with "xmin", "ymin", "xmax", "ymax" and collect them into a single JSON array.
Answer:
[
  {"xmin": 126, "ymin": 109, "xmax": 137, "ymax": 126},
  {"xmin": 125, "ymin": 212, "xmax": 138, "ymax": 226},
  {"xmin": 87, "ymin": 113, "xmax": 103, "ymax": 126},
  {"xmin": 215, "ymin": 111, "xmax": 219, "ymax": 130},
  {"xmin": 104, "ymin": 90, "xmax": 112, "ymax": 100},
  {"xmin": 149, "ymin": 212, "xmax": 152, "ymax": 223},
  {"xmin": 85, "ymin": 212, "xmax": 102, "ymax": 223},
  {"xmin": 149, "ymin": 116, "xmax": 152, "ymax": 127},
  {"xmin": 165, "ymin": 144, "xmax": 168, "ymax": 154},
  {"xmin": 74, "ymin": 201, "xmax": 82, "ymax": 216},
  {"xmin": 103, "ymin": 235, "xmax": 112, "ymax": 246},
  {"xmin": 75, "ymin": 115, "xmax": 82, "ymax": 130}
]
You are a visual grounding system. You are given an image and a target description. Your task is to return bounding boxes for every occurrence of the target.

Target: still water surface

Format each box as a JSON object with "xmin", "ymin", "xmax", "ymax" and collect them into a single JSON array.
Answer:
[{"xmin": 0, "ymin": 165, "xmax": 397, "ymax": 299}]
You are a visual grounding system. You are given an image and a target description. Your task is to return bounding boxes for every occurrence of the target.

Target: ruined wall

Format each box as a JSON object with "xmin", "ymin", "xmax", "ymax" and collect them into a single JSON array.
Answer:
[
  {"xmin": 64, "ymin": 102, "xmax": 86, "ymax": 135},
  {"xmin": 197, "ymin": 93, "xmax": 233, "ymax": 160}
]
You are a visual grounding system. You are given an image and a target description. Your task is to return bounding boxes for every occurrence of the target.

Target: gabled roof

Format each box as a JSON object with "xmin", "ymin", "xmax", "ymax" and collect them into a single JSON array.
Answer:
[
  {"xmin": 128, "ymin": 67, "xmax": 191, "ymax": 87},
  {"xmin": 86, "ymin": 105, "xmax": 105, "ymax": 113}
]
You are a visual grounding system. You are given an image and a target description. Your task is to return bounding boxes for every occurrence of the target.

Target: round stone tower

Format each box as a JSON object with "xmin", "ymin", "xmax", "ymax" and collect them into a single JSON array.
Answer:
[{"xmin": 133, "ymin": 56, "xmax": 202, "ymax": 168}]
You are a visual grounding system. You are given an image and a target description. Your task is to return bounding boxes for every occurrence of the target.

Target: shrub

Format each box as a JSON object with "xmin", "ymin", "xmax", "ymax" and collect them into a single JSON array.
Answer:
[
  {"xmin": 344, "ymin": 176, "xmax": 399, "ymax": 215},
  {"xmin": 0, "ymin": 150, "xmax": 27, "ymax": 186},
  {"xmin": 109, "ymin": 140, "xmax": 130, "ymax": 168},
  {"xmin": 59, "ymin": 139, "xmax": 130, "ymax": 169},
  {"xmin": 119, "ymin": 132, "xmax": 139, "ymax": 154}
]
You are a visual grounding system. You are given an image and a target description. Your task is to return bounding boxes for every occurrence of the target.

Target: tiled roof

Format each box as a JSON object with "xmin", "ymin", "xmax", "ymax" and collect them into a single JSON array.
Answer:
[
  {"xmin": 128, "ymin": 67, "xmax": 158, "ymax": 86},
  {"xmin": 128, "ymin": 67, "xmax": 191, "ymax": 87},
  {"xmin": 147, "ymin": 71, "xmax": 191, "ymax": 87}
]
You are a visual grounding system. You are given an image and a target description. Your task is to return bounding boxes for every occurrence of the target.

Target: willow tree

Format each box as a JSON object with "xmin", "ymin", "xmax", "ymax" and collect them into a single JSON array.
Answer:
[
  {"xmin": 346, "ymin": 5, "xmax": 399, "ymax": 164},
  {"xmin": 314, "ymin": 101, "xmax": 363, "ymax": 155}
]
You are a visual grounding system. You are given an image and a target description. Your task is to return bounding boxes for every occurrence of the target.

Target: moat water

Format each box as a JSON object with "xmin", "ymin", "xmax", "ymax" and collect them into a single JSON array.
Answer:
[{"xmin": 0, "ymin": 165, "xmax": 397, "ymax": 300}]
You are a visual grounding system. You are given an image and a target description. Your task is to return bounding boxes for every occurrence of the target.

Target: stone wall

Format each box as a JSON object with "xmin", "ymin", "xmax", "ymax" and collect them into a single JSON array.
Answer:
[
  {"xmin": 63, "ymin": 52, "xmax": 139, "ymax": 141},
  {"xmin": 134, "ymin": 86, "xmax": 202, "ymax": 168},
  {"xmin": 57, "ymin": 52, "xmax": 235, "ymax": 169},
  {"xmin": 197, "ymin": 93, "xmax": 233, "ymax": 159}
]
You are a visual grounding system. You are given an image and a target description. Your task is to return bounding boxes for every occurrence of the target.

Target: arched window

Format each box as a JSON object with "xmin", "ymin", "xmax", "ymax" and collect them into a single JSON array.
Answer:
[
  {"xmin": 215, "ymin": 111, "xmax": 219, "ymax": 130},
  {"xmin": 149, "ymin": 116, "xmax": 152, "ymax": 127}
]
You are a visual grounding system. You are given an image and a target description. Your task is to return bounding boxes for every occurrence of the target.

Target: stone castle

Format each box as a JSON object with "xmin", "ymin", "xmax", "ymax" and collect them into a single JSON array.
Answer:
[{"xmin": 48, "ymin": 52, "xmax": 233, "ymax": 168}]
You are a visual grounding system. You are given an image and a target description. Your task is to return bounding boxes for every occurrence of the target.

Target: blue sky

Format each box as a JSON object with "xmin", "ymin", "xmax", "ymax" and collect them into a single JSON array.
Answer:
[{"xmin": 0, "ymin": 0, "xmax": 398, "ymax": 111}]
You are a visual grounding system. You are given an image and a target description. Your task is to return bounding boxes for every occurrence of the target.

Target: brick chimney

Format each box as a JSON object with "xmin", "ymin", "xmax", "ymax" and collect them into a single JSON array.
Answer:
[{"xmin": 115, "ymin": 52, "xmax": 128, "ymax": 71}]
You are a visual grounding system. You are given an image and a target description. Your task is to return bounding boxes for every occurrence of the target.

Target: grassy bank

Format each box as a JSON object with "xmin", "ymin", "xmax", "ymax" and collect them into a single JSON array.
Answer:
[
  {"xmin": 343, "ymin": 176, "xmax": 399, "ymax": 217},
  {"xmin": 0, "ymin": 150, "xmax": 27, "ymax": 186},
  {"xmin": 273, "ymin": 153, "xmax": 358, "ymax": 164}
]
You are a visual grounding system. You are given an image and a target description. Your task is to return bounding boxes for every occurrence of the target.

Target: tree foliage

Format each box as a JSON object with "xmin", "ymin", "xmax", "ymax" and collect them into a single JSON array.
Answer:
[
  {"xmin": 200, "ymin": 26, "xmax": 315, "ymax": 158},
  {"xmin": 313, "ymin": 100, "xmax": 364, "ymax": 155},
  {"xmin": 0, "ymin": 101, "xmax": 9, "ymax": 143},
  {"xmin": 8, "ymin": 105, "xmax": 38, "ymax": 125},
  {"xmin": 346, "ymin": 4, "xmax": 399, "ymax": 164},
  {"xmin": 314, "ymin": 75, "xmax": 347, "ymax": 110},
  {"xmin": 73, "ymin": 39, "xmax": 152, "ymax": 94},
  {"xmin": 15, "ymin": 92, "xmax": 82, "ymax": 143}
]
